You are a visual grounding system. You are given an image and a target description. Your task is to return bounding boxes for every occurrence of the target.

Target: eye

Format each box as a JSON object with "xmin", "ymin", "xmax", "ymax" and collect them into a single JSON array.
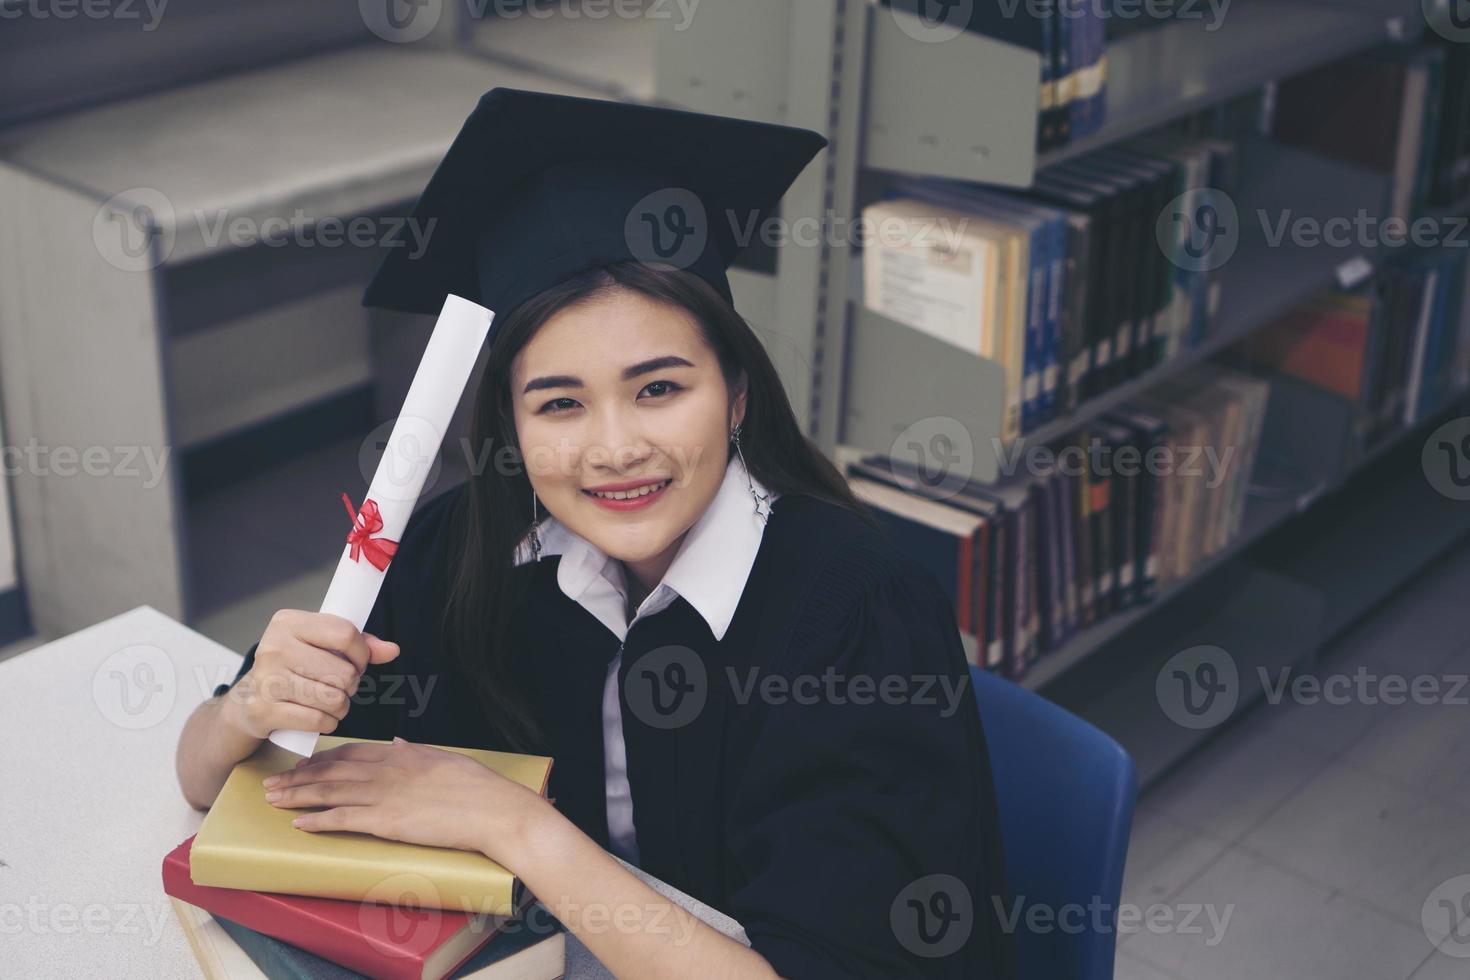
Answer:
[
  {"xmin": 537, "ymin": 397, "xmax": 580, "ymax": 415},
  {"xmin": 640, "ymin": 380, "xmax": 684, "ymax": 400}
]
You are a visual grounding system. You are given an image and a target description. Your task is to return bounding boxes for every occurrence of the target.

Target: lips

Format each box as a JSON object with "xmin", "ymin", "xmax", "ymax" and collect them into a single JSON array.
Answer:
[
  {"xmin": 579, "ymin": 476, "xmax": 673, "ymax": 511},
  {"xmin": 582, "ymin": 478, "xmax": 672, "ymax": 501}
]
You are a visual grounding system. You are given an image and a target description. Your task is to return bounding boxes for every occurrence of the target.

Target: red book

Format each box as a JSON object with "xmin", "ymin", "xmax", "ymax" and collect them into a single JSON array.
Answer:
[{"xmin": 163, "ymin": 836, "xmax": 526, "ymax": 980}]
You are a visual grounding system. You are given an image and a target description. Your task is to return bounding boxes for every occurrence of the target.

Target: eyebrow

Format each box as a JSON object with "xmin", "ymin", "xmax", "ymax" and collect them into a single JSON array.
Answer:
[{"xmin": 522, "ymin": 355, "xmax": 697, "ymax": 395}]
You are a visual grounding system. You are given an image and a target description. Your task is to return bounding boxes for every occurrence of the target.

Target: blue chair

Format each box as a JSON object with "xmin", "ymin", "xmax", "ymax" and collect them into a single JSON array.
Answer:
[{"xmin": 970, "ymin": 665, "xmax": 1138, "ymax": 980}]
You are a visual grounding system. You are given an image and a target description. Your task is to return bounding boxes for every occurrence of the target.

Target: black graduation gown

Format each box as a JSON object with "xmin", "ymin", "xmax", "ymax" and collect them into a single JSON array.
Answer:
[{"xmin": 216, "ymin": 485, "xmax": 1019, "ymax": 979}]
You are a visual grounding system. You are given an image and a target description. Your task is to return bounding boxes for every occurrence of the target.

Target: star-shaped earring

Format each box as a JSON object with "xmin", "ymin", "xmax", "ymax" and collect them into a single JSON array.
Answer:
[{"xmin": 750, "ymin": 486, "xmax": 772, "ymax": 523}]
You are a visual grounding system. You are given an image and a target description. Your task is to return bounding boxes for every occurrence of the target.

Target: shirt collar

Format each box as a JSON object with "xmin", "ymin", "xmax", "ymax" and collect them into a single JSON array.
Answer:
[{"xmin": 513, "ymin": 453, "xmax": 778, "ymax": 641}]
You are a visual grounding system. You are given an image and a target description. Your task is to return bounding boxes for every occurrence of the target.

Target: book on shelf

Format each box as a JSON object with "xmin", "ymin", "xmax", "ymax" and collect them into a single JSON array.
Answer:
[
  {"xmin": 1423, "ymin": 33, "xmax": 1470, "ymax": 208},
  {"xmin": 1271, "ymin": 43, "xmax": 1447, "ymax": 224},
  {"xmin": 884, "ymin": 0, "xmax": 1107, "ymax": 151},
  {"xmin": 837, "ymin": 363, "xmax": 1273, "ymax": 678},
  {"xmin": 1240, "ymin": 248, "xmax": 1470, "ymax": 453},
  {"xmin": 843, "ymin": 470, "xmax": 989, "ymax": 657},
  {"xmin": 885, "ymin": 176, "xmax": 1070, "ymax": 429},
  {"xmin": 858, "ymin": 137, "xmax": 1237, "ymax": 439},
  {"xmin": 165, "ymin": 835, "xmax": 565, "ymax": 980},
  {"xmin": 860, "ymin": 195, "xmax": 1026, "ymax": 441}
]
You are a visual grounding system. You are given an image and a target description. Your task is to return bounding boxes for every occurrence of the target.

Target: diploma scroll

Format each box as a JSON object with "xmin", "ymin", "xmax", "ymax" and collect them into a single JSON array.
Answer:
[{"xmin": 268, "ymin": 294, "xmax": 495, "ymax": 757}]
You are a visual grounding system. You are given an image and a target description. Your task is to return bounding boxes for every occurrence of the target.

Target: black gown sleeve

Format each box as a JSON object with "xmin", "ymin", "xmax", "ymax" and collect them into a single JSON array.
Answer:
[{"xmin": 724, "ymin": 544, "xmax": 1017, "ymax": 979}]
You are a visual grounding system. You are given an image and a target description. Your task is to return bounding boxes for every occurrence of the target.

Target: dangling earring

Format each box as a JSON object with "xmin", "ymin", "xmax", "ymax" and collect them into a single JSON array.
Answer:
[
  {"xmin": 529, "ymin": 492, "xmax": 544, "ymax": 563},
  {"xmin": 730, "ymin": 423, "xmax": 771, "ymax": 524}
]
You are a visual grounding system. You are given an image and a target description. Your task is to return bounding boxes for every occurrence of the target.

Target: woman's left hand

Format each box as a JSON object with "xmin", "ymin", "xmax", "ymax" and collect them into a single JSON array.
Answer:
[{"xmin": 262, "ymin": 736, "xmax": 550, "ymax": 869}]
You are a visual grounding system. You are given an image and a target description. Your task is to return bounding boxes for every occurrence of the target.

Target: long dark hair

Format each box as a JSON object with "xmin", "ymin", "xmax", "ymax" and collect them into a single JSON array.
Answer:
[{"xmin": 441, "ymin": 262, "xmax": 873, "ymax": 753}]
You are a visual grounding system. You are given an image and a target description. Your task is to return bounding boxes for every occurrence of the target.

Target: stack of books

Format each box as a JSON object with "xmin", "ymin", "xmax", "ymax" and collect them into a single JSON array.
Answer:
[
  {"xmin": 862, "ymin": 136, "xmax": 1238, "ymax": 438},
  {"xmin": 163, "ymin": 737, "xmax": 564, "ymax": 980},
  {"xmin": 841, "ymin": 363, "xmax": 1271, "ymax": 680}
]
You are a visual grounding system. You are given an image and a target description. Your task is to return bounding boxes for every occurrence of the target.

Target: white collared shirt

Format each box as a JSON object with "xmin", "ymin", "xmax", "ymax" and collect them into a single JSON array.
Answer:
[{"xmin": 512, "ymin": 453, "xmax": 778, "ymax": 863}]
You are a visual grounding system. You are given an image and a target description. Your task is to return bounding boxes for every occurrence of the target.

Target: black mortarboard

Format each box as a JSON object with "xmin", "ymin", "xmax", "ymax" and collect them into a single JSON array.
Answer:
[{"xmin": 361, "ymin": 88, "xmax": 828, "ymax": 322}]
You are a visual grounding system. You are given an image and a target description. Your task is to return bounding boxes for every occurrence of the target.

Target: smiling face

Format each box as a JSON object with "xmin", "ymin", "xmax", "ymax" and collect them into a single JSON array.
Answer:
[{"xmin": 511, "ymin": 287, "xmax": 747, "ymax": 593}]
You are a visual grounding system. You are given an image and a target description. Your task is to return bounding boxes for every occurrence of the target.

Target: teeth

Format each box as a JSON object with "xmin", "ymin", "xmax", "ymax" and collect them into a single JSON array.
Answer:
[{"xmin": 588, "ymin": 480, "xmax": 669, "ymax": 501}]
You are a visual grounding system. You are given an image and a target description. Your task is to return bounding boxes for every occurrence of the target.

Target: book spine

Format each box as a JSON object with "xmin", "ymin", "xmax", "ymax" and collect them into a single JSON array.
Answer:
[
  {"xmin": 1041, "ymin": 219, "xmax": 1065, "ymax": 423},
  {"xmin": 1022, "ymin": 232, "xmax": 1046, "ymax": 433},
  {"xmin": 1072, "ymin": 432, "xmax": 1096, "ymax": 625},
  {"xmin": 1038, "ymin": 0, "xmax": 1056, "ymax": 151},
  {"xmin": 1086, "ymin": 430, "xmax": 1114, "ymax": 617}
]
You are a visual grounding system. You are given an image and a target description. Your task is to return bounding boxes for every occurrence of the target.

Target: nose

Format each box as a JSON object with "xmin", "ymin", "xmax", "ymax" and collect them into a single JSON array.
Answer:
[{"xmin": 586, "ymin": 402, "xmax": 656, "ymax": 474}]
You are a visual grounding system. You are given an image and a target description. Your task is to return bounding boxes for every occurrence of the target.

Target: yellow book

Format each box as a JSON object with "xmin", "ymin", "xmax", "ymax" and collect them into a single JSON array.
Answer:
[{"xmin": 190, "ymin": 737, "xmax": 554, "ymax": 916}]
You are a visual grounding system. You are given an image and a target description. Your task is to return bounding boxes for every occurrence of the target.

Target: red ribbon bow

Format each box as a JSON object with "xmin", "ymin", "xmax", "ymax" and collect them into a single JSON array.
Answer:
[{"xmin": 341, "ymin": 492, "xmax": 399, "ymax": 572}]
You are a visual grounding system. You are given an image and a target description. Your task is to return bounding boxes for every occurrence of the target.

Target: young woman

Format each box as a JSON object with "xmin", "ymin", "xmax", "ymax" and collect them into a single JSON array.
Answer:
[{"xmin": 176, "ymin": 89, "xmax": 1016, "ymax": 979}]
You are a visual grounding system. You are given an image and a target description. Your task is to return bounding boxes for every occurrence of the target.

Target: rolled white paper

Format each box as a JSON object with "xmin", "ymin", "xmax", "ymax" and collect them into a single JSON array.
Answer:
[{"xmin": 268, "ymin": 294, "xmax": 495, "ymax": 757}]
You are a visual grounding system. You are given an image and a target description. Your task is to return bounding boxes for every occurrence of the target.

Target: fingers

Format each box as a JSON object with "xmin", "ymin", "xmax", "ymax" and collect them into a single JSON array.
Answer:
[
  {"xmin": 296, "ymin": 742, "xmax": 393, "ymax": 766},
  {"xmin": 266, "ymin": 780, "xmax": 382, "ymax": 809},
  {"xmin": 269, "ymin": 610, "xmax": 373, "ymax": 674},
  {"xmin": 364, "ymin": 633, "xmax": 401, "ymax": 665},
  {"xmin": 290, "ymin": 806, "xmax": 375, "ymax": 834},
  {"xmin": 280, "ymin": 638, "xmax": 359, "ymax": 695}
]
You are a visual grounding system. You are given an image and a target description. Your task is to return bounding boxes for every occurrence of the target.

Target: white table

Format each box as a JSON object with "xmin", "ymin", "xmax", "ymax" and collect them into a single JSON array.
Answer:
[{"xmin": 0, "ymin": 606, "xmax": 746, "ymax": 979}]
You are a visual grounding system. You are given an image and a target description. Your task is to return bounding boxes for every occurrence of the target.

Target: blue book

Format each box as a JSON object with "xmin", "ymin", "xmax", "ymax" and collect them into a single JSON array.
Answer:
[{"xmin": 212, "ymin": 908, "xmax": 566, "ymax": 980}]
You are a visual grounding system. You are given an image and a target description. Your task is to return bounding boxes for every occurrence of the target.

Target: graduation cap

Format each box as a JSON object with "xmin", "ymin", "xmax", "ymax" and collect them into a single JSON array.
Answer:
[{"xmin": 362, "ymin": 88, "xmax": 828, "ymax": 321}]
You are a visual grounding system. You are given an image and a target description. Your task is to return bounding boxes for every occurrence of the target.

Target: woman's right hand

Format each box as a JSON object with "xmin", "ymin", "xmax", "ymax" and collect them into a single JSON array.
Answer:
[{"xmin": 218, "ymin": 609, "xmax": 401, "ymax": 741}]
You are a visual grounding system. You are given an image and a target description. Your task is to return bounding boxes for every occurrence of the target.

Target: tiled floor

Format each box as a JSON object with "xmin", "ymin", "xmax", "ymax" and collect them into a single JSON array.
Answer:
[
  {"xmin": 1116, "ymin": 543, "xmax": 1470, "ymax": 980},
  {"xmin": 3, "ymin": 540, "xmax": 1468, "ymax": 979}
]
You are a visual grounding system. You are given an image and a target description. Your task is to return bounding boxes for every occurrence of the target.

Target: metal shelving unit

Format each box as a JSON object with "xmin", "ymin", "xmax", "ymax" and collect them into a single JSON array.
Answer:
[
  {"xmin": 1035, "ymin": 1, "xmax": 1394, "ymax": 168},
  {"xmin": 1019, "ymin": 386, "xmax": 1470, "ymax": 693},
  {"xmin": 841, "ymin": 140, "xmax": 1394, "ymax": 481},
  {"xmin": 811, "ymin": 0, "xmax": 1467, "ymax": 702}
]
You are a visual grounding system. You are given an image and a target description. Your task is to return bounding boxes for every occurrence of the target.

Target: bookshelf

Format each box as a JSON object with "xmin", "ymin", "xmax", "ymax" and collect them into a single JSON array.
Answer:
[
  {"xmin": 843, "ymin": 139, "xmax": 1394, "ymax": 482},
  {"xmin": 812, "ymin": 0, "xmax": 1470, "ymax": 759},
  {"xmin": 1035, "ymin": 1, "xmax": 1395, "ymax": 167},
  {"xmin": 1018, "ymin": 386, "xmax": 1470, "ymax": 694}
]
